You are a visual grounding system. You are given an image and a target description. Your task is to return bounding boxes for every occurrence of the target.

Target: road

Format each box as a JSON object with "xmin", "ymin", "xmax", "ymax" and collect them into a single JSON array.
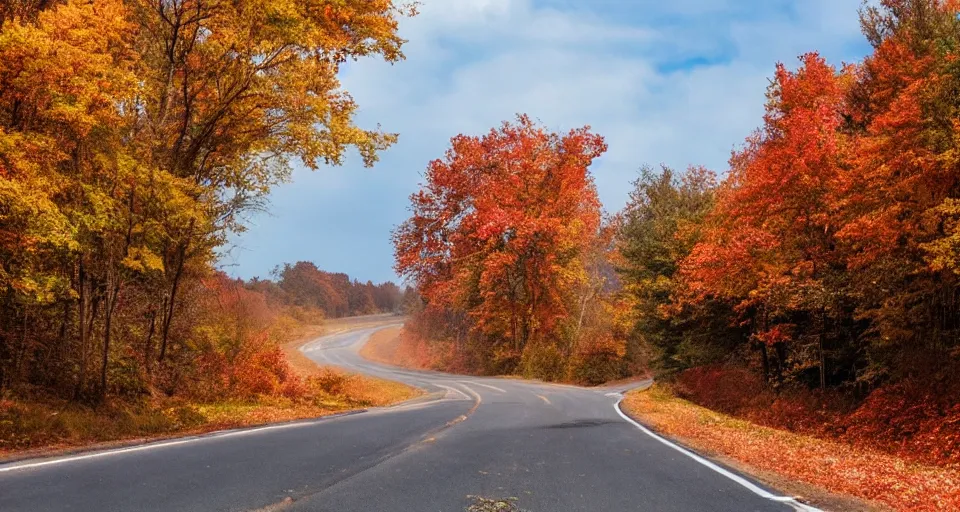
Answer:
[{"xmin": 0, "ymin": 324, "xmax": 818, "ymax": 512}]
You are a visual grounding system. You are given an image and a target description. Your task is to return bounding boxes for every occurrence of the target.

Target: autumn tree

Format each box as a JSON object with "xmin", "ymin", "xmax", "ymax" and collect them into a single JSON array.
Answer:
[
  {"xmin": 393, "ymin": 115, "xmax": 607, "ymax": 377},
  {"xmin": 0, "ymin": 0, "xmax": 414, "ymax": 401},
  {"xmin": 838, "ymin": 0, "xmax": 960, "ymax": 381},
  {"xmin": 126, "ymin": 0, "xmax": 413, "ymax": 371},
  {"xmin": 0, "ymin": 0, "xmax": 138, "ymax": 396},
  {"xmin": 615, "ymin": 166, "xmax": 727, "ymax": 375},
  {"xmin": 680, "ymin": 53, "xmax": 854, "ymax": 387},
  {"xmin": 628, "ymin": 0, "xmax": 960, "ymax": 394}
]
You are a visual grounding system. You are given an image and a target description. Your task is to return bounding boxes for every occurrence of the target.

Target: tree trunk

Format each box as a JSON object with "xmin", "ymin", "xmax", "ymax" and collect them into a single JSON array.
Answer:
[
  {"xmin": 144, "ymin": 309, "xmax": 157, "ymax": 376},
  {"xmin": 13, "ymin": 308, "xmax": 29, "ymax": 388},
  {"xmin": 774, "ymin": 342, "xmax": 786, "ymax": 386},
  {"xmin": 818, "ymin": 310, "xmax": 827, "ymax": 390},
  {"xmin": 75, "ymin": 262, "xmax": 88, "ymax": 400},
  {"xmin": 58, "ymin": 300, "xmax": 71, "ymax": 366},
  {"xmin": 158, "ymin": 242, "xmax": 187, "ymax": 363},
  {"xmin": 100, "ymin": 278, "xmax": 121, "ymax": 401},
  {"xmin": 759, "ymin": 343, "xmax": 770, "ymax": 383}
]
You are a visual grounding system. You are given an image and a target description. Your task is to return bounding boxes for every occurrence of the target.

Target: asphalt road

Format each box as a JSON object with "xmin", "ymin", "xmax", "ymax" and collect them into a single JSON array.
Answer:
[{"xmin": 0, "ymin": 324, "xmax": 818, "ymax": 512}]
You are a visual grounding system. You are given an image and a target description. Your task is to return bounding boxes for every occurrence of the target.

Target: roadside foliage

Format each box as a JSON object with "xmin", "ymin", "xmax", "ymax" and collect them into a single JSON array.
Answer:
[
  {"xmin": 0, "ymin": 0, "xmax": 414, "ymax": 414},
  {"xmin": 393, "ymin": 115, "xmax": 632, "ymax": 383},
  {"xmin": 621, "ymin": 0, "xmax": 960, "ymax": 472}
]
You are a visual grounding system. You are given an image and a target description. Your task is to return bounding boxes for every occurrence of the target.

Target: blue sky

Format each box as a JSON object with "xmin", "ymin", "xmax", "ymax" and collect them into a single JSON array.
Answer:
[{"xmin": 224, "ymin": 0, "xmax": 872, "ymax": 284}]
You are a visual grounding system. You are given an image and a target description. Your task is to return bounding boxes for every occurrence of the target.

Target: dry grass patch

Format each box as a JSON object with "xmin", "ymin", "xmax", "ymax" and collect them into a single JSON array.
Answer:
[
  {"xmin": 0, "ymin": 396, "xmax": 344, "ymax": 459},
  {"xmin": 358, "ymin": 326, "xmax": 404, "ymax": 366},
  {"xmin": 622, "ymin": 386, "xmax": 960, "ymax": 512},
  {"xmin": 466, "ymin": 496, "xmax": 529, "ymax": 512}
]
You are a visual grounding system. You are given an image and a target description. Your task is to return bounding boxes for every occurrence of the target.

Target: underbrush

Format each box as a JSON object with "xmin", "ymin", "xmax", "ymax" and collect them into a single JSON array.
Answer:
[
  {"xmin": 0, "ymin": 397, "xmax": 208, "ymax": 452},
  {"xmin": 1, "ymin": 349, "xmax": 417, "ymax": 457},
  {"xmin": 671, "ymin": 365, "xmax": 960, "ymax": 467}
]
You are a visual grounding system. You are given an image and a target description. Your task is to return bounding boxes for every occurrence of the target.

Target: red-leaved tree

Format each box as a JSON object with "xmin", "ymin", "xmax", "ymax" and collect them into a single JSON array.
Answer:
[{"xmin": 393, "ymin": 115, "xmax": 606, "ymax": 375}]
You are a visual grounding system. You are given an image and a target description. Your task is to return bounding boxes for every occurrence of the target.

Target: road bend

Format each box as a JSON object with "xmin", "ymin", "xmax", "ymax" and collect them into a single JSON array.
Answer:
[{"xmin": 0, "ymin": 324, "xmax": 814, "ymax": 512}]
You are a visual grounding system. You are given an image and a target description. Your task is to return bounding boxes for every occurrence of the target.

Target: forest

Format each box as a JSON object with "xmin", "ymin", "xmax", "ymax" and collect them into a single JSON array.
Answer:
[
  {"xmin": 0, "ymin": 0, "xmax": 413, "ymax": 408},
  {"xmin": 393, "ymin": 0, "xmax": 960, "ymax": 467}
]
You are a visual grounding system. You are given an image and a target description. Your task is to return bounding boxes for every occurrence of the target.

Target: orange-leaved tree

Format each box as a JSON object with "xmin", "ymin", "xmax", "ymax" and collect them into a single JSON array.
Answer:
[
  {"xmin": 679, "ymin": 53, "xmax": 853, "ymax": 386},
  {"xmin": 838, "ymin": 0, "xmax": 960, "ymax": 379},
  {"xmin": 393, "ymin": 115, "xmax": 607, "ymax": 377}
]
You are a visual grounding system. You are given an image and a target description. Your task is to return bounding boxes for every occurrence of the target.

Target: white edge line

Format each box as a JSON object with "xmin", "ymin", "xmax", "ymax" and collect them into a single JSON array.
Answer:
[
  {"xmin": 463, "ymin": 381, "xmax": 506, "ymax": 393},
  {"xmin": 0, "ymin": 391, "xmax": 443, "ymax": 475},
  {"xmin": 613, "ymin": 396, "xmax": 823, "ymax": 512},
  {"xmin": 455, "ymin": 383, "xmax": 483, "ymax": 404},
  {"xmin": 0, "ymin": 413, "xmax": 357, "ymax": 474}
]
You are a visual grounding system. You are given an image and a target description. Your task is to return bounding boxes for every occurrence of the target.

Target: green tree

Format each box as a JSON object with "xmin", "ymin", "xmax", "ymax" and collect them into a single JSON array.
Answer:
[{"xmin": 615, "ymin": 166, "xmax": 728, "ymax": 375}]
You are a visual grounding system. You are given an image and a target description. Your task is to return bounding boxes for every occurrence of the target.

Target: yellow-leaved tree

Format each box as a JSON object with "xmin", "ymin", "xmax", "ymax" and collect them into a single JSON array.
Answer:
[{"xmin": 0, "ymin": 0, "xmax": 414, "ymax": 401}]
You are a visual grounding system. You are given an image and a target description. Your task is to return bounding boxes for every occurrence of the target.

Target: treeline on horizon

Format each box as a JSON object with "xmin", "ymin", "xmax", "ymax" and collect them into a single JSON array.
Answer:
[
  {"xmin": 252, "ymin": 261, "xmax": 411, "ymax": 320},
  {"xmin": 394, "ymin": 0, "xmax": 960, "ymax": 463},
  {"xmin": 0, "ymin": 0, "xmax": 415, "ymax": 403}
]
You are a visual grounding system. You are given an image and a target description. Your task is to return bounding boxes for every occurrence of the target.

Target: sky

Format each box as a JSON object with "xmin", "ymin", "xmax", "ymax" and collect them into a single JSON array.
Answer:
[{"xmin": 224, "ymin": 0, "xmax": 872, "ymax": 285}]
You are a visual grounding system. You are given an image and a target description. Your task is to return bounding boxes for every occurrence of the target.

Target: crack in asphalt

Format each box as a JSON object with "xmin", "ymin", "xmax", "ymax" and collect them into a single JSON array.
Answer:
[{"xmin": 544, "ymin": 419, "xmax": 620, "ymax": 429}]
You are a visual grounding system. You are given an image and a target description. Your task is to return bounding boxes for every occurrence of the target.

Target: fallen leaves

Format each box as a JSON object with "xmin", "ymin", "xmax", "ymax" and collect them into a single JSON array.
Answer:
[
  {"xmin": 622, "ymin": 386, "xmax": 960, "ymax": 512},
  {"xmin": 466, "ymin": 496, "xmax": 529, "ymax": 512}
]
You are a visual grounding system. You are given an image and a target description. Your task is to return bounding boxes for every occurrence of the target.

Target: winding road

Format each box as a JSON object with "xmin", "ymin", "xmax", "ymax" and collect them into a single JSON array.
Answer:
[{"xmin": 0, "ymin": 324, "xmax": 819, "ymax": 512}]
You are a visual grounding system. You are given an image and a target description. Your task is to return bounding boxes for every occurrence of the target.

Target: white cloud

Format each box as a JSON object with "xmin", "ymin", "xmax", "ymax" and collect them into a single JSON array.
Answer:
[{"xmin": 231, "ymin": 0, "xmax": 869, "ymax": 282}]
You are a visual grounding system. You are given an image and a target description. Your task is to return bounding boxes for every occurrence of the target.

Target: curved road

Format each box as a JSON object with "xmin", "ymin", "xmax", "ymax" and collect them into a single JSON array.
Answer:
[{"xmin": 0, "ymin": 324, "xmax": 818, "ymax": 512}]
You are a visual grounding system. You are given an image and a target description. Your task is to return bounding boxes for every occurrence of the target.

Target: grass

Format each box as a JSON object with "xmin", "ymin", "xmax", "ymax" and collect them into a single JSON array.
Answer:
[
  {"xmin": 621, "ymin": 385, "xmax": 960, "ymax": 512},
  {"xmin": 0, "ymin": 380, "xmax": 405, "ymax": 460}
]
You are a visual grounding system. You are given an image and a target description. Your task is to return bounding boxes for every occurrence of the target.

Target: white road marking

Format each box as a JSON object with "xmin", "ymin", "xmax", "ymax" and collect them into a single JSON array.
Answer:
[
  {"xmin": 463, "ymin": 381, "xmax": 506, "ymax": 393},
  {"xmin": 433, "ymin": 383, "xmax": 471, "ymax": 400},
  {"xmin": 613, "ymin": 396, "xmax": 822, "ymax": 512},
  {"xmin": 0, "ymin": 414, "xmax": 355, "ymax": 474},
  {"xmin": 0, "ymin": 380, "xmax": 449, "ymax": 475},
  {"xmin": 456, "ymin": 383, "xmax": 483, "ymax": 403},
  {"xmin": 535, "ymin": 394, "xmax": 551, "ymax": 405}
]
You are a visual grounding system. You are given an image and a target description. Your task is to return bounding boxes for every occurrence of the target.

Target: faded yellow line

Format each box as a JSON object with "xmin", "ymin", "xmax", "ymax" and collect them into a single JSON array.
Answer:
[{"xmin": 536, "ymin": 394, "xmax": 551, "ymax": 405}]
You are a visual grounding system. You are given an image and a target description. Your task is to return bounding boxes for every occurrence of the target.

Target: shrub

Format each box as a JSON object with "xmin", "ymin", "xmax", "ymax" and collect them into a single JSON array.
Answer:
[
  {"xmin": 310, "ymin": 368, "xmax": 352, "ymax": 396},
  {"xmin": 519, "ymin": 343, "xmax": 566, "ymax": 382},
  {"xmin": 674, "ymin": 366, "xmax": 768, "ymax": 414},
  {"xmin": 230, "ymin": 345, "xmax": 296, "ymax": 399},
  {"xmin": 569, "ymin": 332, "xmax": 628, "ymax": 385}
]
